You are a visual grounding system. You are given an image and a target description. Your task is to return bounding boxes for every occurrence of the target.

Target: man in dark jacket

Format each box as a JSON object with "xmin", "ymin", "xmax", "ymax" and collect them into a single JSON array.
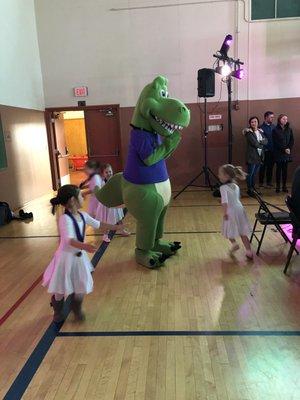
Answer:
[
  {"xmin": 259, "ymin": 111, "xmax": 275, "ymax": 187},
  {"xmin": 272, "ymin": 114, "xmax": 294, "ymax": 193}
]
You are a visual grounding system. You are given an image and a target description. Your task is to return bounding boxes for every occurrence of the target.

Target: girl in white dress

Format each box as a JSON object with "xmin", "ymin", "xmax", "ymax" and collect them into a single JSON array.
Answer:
[
  {"xmin": 218, "ymin": 164, "xmax": 253, "ymax": 259},
  {"xmin": 95, "ymin": 163, "xmax": 130, "ymax": 243},
  {"xmin": 43, "ymin": 184, "xmax": 125, "ymax": 323},
  {"xmin": 80, "ymin": 160, "xmax": 102, "ymax": 218}
]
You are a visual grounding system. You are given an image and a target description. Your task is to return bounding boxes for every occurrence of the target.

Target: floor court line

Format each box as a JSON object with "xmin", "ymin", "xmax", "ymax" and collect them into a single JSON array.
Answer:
[
  {"xmin": 3, "ymin": 230, "xmax": 116, "ymax": 400},
  {"xmin": 57, "ymin": 330, "xmax": 300, "ymax": 337},
  {"xmin": 0, "ymin": 274, "xmax": 43, "ymax": 326}
]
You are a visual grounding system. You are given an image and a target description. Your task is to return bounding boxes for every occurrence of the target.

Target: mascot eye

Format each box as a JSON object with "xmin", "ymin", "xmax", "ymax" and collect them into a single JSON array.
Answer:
[{"xmin": 160, "ymin": 90, "xmax": 169, "ymax": 98}]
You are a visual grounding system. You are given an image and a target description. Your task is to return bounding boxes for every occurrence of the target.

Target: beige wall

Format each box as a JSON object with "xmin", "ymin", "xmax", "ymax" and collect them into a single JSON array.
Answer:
[{"xmin": 0, "ymin": 105, "xmax": 52, "ymax": 209}]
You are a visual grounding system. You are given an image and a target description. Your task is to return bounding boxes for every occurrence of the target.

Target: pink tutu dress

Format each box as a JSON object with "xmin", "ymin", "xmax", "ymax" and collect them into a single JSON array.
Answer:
[{"xmin": 220, "ymin": 183, "xmax": 251, "ymax": 239}]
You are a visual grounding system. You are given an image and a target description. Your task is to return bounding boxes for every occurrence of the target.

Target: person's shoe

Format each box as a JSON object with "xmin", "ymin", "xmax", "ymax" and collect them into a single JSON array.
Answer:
[
  {"xmin": 229, "ymin": 243, "xmax": 240, "ymax": 255},
  {"xmin": 50, "ymin": 295, "xmax": 65, "ymax": 323},
  {"xmin": 70, "ymin": 295, "xmax": 85, "ymax": 321},
  {"xmin": 247, "ymin": 190, "xmax": 255, "ymax": 198},
  {"xmin": 246, "ymin": 250, "xmax": 254, "ymax": 260},
  {"xmin": 119, "ymin": 228, "xmax": 131, "ymax": 237},
  {"xmin": 275, "ymin": 188, "xmax": 280, "ymax": 193},
  {"xmin": 282, "ymin": 187, "xmax": 288, "ymax": 193},
  {"xmin": 102, "ymin": 234, "xmax": 111, "ymax": 243}
]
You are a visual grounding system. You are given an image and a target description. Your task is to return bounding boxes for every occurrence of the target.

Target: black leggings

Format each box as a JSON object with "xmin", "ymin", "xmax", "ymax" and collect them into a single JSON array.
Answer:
[{"xmin": 275, "ymin": 161, "xmax": 288, "ymax": 189}]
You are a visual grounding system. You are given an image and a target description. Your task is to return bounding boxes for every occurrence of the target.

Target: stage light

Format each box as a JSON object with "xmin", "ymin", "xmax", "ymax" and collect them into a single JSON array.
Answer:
[
  {"xmin": 231, "ymin": 68, "xmax": 245, "ymax": 80},
  {"xmin": 219, "ymin": 34, "xmax": 233, "ymax": 57},
  {"xmin": 215, "ymin": 64, "xmax": 232, "ymax": 77}
]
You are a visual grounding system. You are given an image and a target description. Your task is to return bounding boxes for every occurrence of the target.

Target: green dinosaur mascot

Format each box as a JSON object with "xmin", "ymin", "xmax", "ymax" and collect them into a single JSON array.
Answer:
[{"xmin": 94, "ymin": 76, "xmax": 190, "ymax": 268}]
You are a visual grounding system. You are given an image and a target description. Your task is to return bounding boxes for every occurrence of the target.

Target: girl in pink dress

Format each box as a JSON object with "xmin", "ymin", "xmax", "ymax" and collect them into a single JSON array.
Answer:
[
  {"xmin": 43, "ymin": 184, "xmax": 125, "ymax": 323},
  {"xmin": 95, "ymin": 163, "xmax": 130, "ymax": 242},
  {"xmin": 218, "ymin": 164, "xmax": 253, "ymax": 259},
  {"xmin": 80, "ymin": 160, "xmax": 102, "ymax": 218}
]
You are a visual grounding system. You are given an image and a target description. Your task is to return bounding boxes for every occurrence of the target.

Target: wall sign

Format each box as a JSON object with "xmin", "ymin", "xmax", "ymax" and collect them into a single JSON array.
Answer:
[
  {"xmin": 209, "ymin": 114, "xmax": 222, "ymax": 120},
  {"xmin": 74, "ymin": 86, "xmax": 88, "ymax": 97}
]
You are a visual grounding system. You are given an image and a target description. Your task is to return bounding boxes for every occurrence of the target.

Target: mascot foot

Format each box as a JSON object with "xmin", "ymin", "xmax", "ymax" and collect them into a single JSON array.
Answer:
[
  {"xmin": 153, "ymin": 240, "xmax": 181, "ymax": 256},
  {"xmin": 135, "ymin": 249, "xmax": 165, "ymax": 269}
]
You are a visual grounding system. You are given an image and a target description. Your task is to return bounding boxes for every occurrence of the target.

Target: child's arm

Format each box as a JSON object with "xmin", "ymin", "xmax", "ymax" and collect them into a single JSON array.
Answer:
[
  {"xmin": 69, "ymin": 239, "xmax": 96, "ymax": 253},
  {"xmin": 220, "ymin": 186, "xmax": 229, "ymax": 220},
  {"xmin": 83, "ymin": 212, "xmax": 127, "ymax": 233},
  {"xmin": 59, "ymin": 215, "xmax": 96, "ymax": 253},
  {"xmin": 101, "ymin": 222, "xmax": 127, "ymax": 232},
  {"xmin": 222, "ymin": 203, "xmax": 229, "ymax": 220}
]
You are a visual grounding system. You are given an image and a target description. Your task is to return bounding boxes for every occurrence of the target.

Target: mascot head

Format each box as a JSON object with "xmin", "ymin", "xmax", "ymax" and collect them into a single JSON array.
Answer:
[{"xmin": 131, "ymin": 76, "xmax": 190, "ymax": 137}]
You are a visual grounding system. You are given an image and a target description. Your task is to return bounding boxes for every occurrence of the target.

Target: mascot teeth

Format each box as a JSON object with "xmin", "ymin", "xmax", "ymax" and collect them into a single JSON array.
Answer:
[{"xmin": 154, "ymin": 115, "xmax": 183, "ymax": 132}]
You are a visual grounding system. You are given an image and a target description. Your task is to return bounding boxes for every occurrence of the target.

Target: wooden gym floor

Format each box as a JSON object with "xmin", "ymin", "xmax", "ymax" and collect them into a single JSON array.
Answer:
[{"xmin": 1, "ymin": 188, "xmax": 300, "ymax": 399}]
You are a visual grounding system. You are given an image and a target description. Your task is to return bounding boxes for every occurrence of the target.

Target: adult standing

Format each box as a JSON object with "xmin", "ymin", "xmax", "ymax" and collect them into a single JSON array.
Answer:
[
  {"xmin": 291, "ymin": 166, "xmax": 300, "ymax": 220},
  {"xmin": 259, "ymin": 111, "xmax": 275, "ymax": 187},
  {"xmin": 272, "ymin": 114, "xmax": 294, "ymax": 193},
  {"xmin": 243, "ymin": 116, "xmax": 268, "ymax": 197}
]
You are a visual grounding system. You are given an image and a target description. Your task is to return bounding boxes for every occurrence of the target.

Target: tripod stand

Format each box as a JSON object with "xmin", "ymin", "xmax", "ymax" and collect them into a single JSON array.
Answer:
[{"xmin": 173, "ymin": 98, "xmax": 220, "ymax": 200}]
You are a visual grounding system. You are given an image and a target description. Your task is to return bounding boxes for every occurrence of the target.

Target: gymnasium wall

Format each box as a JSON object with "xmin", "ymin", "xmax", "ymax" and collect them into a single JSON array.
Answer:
[
  {"xmin": 34, "ymin": 0, "xmax": 300, "ymax": 184},
  {"xmin": 0, "ymin": 106, "xmax": 52, "ymax": 208},
  {"xmin": 0, "ymin": 0, "xmax": 51, "ymax": 209}
]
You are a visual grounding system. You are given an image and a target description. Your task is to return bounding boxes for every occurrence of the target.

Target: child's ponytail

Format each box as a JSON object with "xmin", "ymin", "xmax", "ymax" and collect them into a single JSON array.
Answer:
[
  {"xmin": 221, "ymin": 164, "xmax": 247, "ymax": 181},
  {"xmin": 50, "ymin": 196, "xmax": 61, "ymax": 215},
  {"xmin": 233, "ymin": 166, "xmax": 247, "ymax": 181},
  {"xmin": 50, "ymin": 184, "xmax": 80, "ymax": 215}
]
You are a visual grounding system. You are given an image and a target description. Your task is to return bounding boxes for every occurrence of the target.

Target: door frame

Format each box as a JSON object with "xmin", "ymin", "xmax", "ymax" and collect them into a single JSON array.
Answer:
[{"xmin": 45, "ymin": 104, "xmax": 122, "ymax": 190}]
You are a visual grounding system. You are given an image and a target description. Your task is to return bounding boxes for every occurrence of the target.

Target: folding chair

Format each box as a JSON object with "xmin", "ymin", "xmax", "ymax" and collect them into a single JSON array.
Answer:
[
  {"xmin": 250, "ymin": 191, "xmax": 294, "ymax": 255},
  {"xmin": 283, "ymin": 196, "xmax": 300, "ymax": 274}
]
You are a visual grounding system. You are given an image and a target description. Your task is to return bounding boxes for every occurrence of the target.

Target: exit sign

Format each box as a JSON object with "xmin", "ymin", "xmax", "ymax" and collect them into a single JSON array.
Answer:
[{"xmin": 74, "ymin": 86, "xmax": 88, "ymax": 97}]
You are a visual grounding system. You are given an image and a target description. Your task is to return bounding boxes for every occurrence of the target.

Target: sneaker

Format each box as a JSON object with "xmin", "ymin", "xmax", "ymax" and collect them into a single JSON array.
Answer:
[{"xmin": 102, "ymin": 234, "xmax": 111, "ymax": 243}]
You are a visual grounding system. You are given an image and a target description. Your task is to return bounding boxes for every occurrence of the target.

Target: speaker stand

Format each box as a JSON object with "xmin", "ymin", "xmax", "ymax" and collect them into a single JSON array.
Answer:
[{"xmin": 173, "ymin": 98, "xmax": 220, "ymax": 200}]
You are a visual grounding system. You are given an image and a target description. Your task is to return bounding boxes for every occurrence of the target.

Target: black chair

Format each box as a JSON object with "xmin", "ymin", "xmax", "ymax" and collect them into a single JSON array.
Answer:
[
  {"xmin": 250, "ymin": 191, "xmax": 294, "ymax": 255},
  {"xmin": 283, "ymin": 196, "xmax": 300, "ymax": 274}
]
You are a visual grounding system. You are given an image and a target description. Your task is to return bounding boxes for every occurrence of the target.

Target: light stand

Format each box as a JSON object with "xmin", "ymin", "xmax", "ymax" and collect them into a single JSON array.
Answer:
[
  {"xmin": 227, "ymin": 75, "xmax": 233, "ymax": 164},
  {"xmin": 173, "ymin": 97, "xmax": 220, "ymax": 200}
]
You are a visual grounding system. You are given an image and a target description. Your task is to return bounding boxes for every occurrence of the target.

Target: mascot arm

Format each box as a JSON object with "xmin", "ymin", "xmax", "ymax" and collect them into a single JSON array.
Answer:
[{"xmin": 143, "ymin": 131, "xmax": 181, "ymax": 166}]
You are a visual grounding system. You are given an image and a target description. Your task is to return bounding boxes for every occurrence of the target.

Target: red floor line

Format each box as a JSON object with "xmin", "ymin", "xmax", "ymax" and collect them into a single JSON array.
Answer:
[{"xmin": 0, "ymin": 274, "xmax": 43, "ymax": 326}]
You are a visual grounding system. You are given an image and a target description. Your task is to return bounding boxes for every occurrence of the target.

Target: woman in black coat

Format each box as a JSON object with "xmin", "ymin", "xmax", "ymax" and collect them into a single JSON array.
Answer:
[
  {"xmin": 272, "ymin": 114, "xmax": 294, "ymax": 193},
  {"xmin": 243, "ymin": 116, "xmax": 268, "ymax": 196},
  {"xmin": 291, "ymin": 166, "xmax": 300, "ymax": 220}
]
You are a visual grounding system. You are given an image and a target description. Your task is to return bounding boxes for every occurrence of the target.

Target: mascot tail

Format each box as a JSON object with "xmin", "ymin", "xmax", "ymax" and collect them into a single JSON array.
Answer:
[{"xmin": 94, "ymin": 172, "xmax": 124, "ymax": 207}]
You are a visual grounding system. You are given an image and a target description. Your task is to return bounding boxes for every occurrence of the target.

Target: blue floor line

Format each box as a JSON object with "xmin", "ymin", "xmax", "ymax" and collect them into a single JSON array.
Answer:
[
  {"xmin": 57, "ymin": 330, "xmax": 300, "ymax": 337},
  {"xmin": 4, "ymin": 230, "xmax": 115, "ymax": 400}
]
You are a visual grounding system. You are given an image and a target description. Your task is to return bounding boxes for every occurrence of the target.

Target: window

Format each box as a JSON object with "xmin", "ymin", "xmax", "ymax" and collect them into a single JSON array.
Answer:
[{"xmin": 252, "ymin": 0, "xmax": 300, "ymax": 20}]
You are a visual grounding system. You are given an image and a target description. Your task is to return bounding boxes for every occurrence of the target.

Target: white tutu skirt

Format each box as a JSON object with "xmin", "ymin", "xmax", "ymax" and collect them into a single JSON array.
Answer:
[
  {"xmin": 222, "ymin": 208, "xmax": 251, "ymax": 239},
  {"xmin": 42, "ymin": 250, "xmax": 94, "ymax": 297},
  {"xmin": 95, "ymin": 204, "xmax": 124, "ymax": 225}
]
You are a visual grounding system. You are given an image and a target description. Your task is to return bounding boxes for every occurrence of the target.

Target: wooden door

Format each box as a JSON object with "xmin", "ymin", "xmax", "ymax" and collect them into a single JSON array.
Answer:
[
  {"xmin": 46, "ymin": 112, "xmax": 70, "ymax": 190},
  {"xmin": 54, "ymin": 116, "xmax": 70, "ymax": 186},
  {"xmin": 84, "ymin": 106, "xmax": 122, "ymax": 172}
]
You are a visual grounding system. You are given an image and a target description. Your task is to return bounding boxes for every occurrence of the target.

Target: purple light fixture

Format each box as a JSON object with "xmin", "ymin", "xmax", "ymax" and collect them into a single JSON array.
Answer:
[
  {"xmin": 219, "ymin": 34, "xmax": 233, "ymax": 57},
  {"xmin": 231, "ymin": 68, "xmax": 245, "ymax": 80}
]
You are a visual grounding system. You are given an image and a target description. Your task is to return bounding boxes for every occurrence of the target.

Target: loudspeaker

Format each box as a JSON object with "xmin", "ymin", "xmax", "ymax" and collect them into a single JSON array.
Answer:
[{"xmin": 197, "ymin": 68, "xmax": 215, "ymax": 98}]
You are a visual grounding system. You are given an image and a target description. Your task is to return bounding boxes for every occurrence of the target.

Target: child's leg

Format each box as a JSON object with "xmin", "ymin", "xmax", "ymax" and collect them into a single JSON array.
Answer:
[
  {"xmin": 241, "ymin": 235, "xmax": 253, "ymax": 259},
  {"xmin": 229, "ymin": 238, "xmax": 240, "ymax": 253},
  {"xmin": 70, "ymin": 293, "xmax": 85, "ymax": 321},
  {"xmin": 51, "ymin": 293, "xmax": 65, "ymax": 323}
]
